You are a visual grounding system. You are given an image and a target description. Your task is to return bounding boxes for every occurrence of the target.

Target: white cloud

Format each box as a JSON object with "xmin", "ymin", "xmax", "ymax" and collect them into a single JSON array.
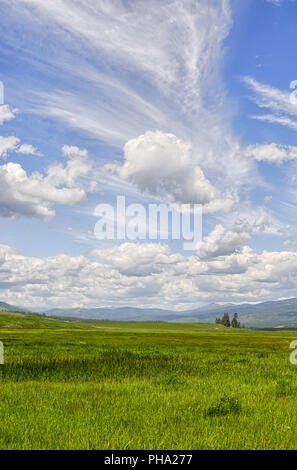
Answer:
[
  {"xmin": 265, "ymin": 0, "xmax": 295, "ymax": 6},
  {"xmin": 0, "ymin": 136, "xmax": 20, "ymax": 158},
  {"xmin": 7, "ymin": 0, "xmax": 231, "ymax": 102},
  {"xmin": 197, "ymin": 213, "xmax": 270, "ymax": 260},
  {"xmin": 251, "ymin": 114, "xmax": 297, "ymax": 132},
  {"xmin": 114, "ymin": 130, "xmax": 239, "ymax": 213},
  {"xmin": 16, "ymin": 144, "xmax": 41, "ymax": 157},
  {"xmin": 46, "ymin": 145, "xmax": 96, "ymax": 192},
  {"xmin": 245, "ymin": 143, "xmax": 297, "ymax": 164},
  {"xmin": 244, "ymin": 76, "xmax": 297, "ymax": 116},
  {"xmin": 0, "ymin": 145, "xmax": 95, "ymax": 220},
  {"xmin": 197, "ymin": 224, "xmax": 251, "ymax": 260},
  {"xmin": 4, "ymin": 0, "xmax": 254, "ymax": 201},
  {"xmin": 91, "ymin": 242, "xmax": 183, "ymax": 277},
  {"xmin": 0, "ymin": 105, "xmax": 18, "ymax": 125},
  {"xmin": 266, "ymin": 0, "xmax": 283, "ymax": 6},
  {"xmin": 0, "ymin": 0, "xmax": 295, "ymax": 310},
  {"xmin": 1, "ymin": 240, "xmax": 297, "ymax": 309},
  {"xmin": 0, "ymin": 136, "xmax": 41, "ymax": 159},
  {"xmin": 245, "ymin": 77, "xmax": 297, "ymax": 132},
  {"xmin": 36, "ymin": 86, "xmax": 171, "ymax": 149}
]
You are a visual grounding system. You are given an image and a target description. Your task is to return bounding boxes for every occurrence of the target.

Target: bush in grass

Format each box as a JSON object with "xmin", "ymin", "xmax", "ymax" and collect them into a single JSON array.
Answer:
[{"xmin": 204, "ymin": 397, "xmax": 241, "ymax": 417}]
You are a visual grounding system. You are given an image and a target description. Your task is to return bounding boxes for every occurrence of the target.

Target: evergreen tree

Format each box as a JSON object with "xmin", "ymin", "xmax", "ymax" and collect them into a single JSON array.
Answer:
[
  {"xmin": 215, "ymin": 312, "xmax": 241, "ymax": 328},
  {"xmin": 221, "ymin": 312, "xmax": 231, "ymax": 328},
  {"xmin": 231, "ymin": 312, "xmax": 240, "ymax": 328}
]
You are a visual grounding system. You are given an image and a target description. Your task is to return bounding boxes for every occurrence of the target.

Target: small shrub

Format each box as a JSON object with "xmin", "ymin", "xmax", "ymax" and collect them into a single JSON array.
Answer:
[
  {"xmin": 257, "ymin": 352, "xmax": 268, "ymax": 359},
  {"xmin": 275, "ymin": 380, "xmax": 297, "ymax": 398},
  {"xmin": 204, "ymin": 396, "xmax": 241, "ymax": 417}
]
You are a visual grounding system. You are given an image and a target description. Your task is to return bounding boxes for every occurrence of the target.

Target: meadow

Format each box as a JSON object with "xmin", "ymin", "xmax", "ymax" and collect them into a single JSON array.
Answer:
[{"xmin": 0, "ymin": 312, "xmax": 297, "ymax": 450}]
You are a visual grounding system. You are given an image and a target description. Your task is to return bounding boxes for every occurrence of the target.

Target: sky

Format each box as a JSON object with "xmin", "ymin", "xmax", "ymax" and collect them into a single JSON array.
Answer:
[{"xmin": 1, "ymin": 0, "xmax": 297, "ymax": 310}]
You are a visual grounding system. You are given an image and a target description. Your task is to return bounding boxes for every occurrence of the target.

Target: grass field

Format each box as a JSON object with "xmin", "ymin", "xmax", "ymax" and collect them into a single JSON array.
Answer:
[{"xmin": 0, "ymin": 312, "xmax": 297, "ymax": 450}]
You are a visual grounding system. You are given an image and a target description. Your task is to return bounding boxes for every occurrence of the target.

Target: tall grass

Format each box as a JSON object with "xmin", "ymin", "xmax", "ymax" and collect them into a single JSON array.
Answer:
[{"xmin": 0, "ymin": 320, "xmax": 296, "ymax": 449}]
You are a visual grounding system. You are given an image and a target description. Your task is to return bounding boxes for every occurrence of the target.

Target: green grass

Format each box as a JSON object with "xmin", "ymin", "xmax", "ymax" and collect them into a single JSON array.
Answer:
[{"xmin": 0, "ymin": 313, "xmax": 297, "ymax": 449}]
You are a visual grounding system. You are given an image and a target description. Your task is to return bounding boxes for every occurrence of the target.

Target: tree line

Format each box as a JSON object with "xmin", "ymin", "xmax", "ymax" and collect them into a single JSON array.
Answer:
[{"xmin": 215, "ymin": 312, "xmax": 241, "ymax": 328}]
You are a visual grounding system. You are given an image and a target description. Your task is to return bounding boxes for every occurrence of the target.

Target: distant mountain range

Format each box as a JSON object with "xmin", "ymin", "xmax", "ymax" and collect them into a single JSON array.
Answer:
[
  {"xmin": 0, "ymin": 301, "xmax": 28, "ymax": 313},
  {"xmin": 44, "ymin": 298, "xmax": 297, "ymax": 328},
  {"xmin": 4, "ymin": 298, "xmax": 297, "ymax": 328}
]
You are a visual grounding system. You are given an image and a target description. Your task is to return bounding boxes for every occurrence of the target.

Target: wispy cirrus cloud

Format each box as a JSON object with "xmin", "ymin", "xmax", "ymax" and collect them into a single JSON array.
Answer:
[
  {"xmin": 0, "ymin": 0, "xmax": 296, "ymax": 308},
  {"xmin": 244, "ymin": 76, "xmax": 297, "ymax": 131},
  {"xmin": 266, "ymin": 0, "xmax": 283, "ymax": 6},
  {"xmin": 251, "ymin": 114, "xmax": 297, "ymax": 132},
  {"xmin": 3, "ymin": 0, "xmax": 253, "ymax": 203},
  {"xmin": 265, "ymin": 0, "xmax": 297, "ymax": 6},
  {"xmin": 6, "ymin": 0, "xmax": 231, "ymax": 105}
]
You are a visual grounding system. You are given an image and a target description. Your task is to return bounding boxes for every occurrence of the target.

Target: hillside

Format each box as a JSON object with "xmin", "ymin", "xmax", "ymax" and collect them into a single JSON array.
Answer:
[
  {"xmin": 0, "ymin": 311, "xmax": 95, "ymax": 329},
  {"xmin": 0, "ymin": 312, "xmax": 233, "ymax": 333},
  {"xmin": 0, "ymin": 301, "xmax": 28, "ymax": 313},
  {"xmin": 5, "ymin": 297, "xmax": 297, "ymax": 328},
  {"xmin": 45, "ymin": 298, "xmax": 297, "ymax": 328}
]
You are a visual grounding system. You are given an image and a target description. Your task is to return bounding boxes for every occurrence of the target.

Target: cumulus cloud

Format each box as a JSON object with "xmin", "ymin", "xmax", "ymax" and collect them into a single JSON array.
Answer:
[
  {"xmin": 0, "ymin": 105, "xmax": 18, "ymax": 125},
  {"xmin": 1, "ymin": 241, "xmax": 297, "ymax": 309},
  {"xmin": 0, "ymin": 145, "xmax": 95, "ymax": 220},
  {"xmin": 0, "ymin": 136, "xmax": 20, "ymax": 158},
  {"xmin": 0, "ymin": 136, "xmax": 41, "ymax": 159},
  {"xmin": 0, "ymin": 0, "xmax": 295, "ymax": 311},
  {"xmin": 16, "ymin": 144, "xmax": 42, "ymax": 157},
  {"xmin": 245, "ymin": 143, "xmax": 297, "ymax": 164},
  {"xmin": 197, "ymin": 224, "xmax": 251, "ymax": 260},
  {"xmin": 3, "ymin": 0, "xmax": 253, "ymax": 198},
  {"xmin": 91, "ymin": 242, "xmax": 183, "ymax": 277},
  {"xmin": 197, "ymin": 214, "xmax": 269, "ymax": 259},
  {"xmin": 197, "ymin": 213, "xmax": 271, "ymax": 260},
  {"xmin": 114, "ymin": 131, "xmax": 239, "ymax": 213},
  {"xmin": 46, "ymin": 145, "xmax": 96, "ymax": 191}
]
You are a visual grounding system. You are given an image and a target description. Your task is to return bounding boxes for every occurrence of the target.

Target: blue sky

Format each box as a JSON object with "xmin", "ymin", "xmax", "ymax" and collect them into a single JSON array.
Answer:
[{"xmin": 0, "ymin": 0, "xmax": 297, "ymax": 310}]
